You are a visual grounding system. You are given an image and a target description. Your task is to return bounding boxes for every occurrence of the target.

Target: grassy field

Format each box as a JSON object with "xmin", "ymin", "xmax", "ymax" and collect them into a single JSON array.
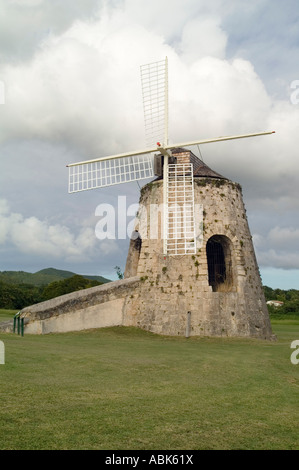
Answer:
[
  {"xmin": 0, "ymin": 315, "xmax": 298, "ymax": 450},
  {"xmin": 0, "ymin": 309, "xmax": 18, "ymax": 322}
]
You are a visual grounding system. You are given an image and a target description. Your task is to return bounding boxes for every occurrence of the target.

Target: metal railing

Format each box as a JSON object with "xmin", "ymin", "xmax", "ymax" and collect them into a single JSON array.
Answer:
[{"xmin": 13, "ymin": 312, "xmax": 24, "ymax": 336}]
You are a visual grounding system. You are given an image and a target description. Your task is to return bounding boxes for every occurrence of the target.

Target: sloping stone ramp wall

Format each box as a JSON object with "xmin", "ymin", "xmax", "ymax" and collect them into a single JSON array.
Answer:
[{"xmin": 4, "ymin": 277, "xmax": 140, "ymax": 334}]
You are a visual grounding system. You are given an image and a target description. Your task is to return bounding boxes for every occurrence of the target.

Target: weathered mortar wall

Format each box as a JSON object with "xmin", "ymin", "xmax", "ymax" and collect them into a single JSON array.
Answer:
[
  {"xmin": 123, "ymin": 177, "xmax": 273, "ymax": 339},
  {"xmin": 25, "ymin": 298, "xmax": 124, "ymax": 334},
  {"xmin": 19, "ymin": 277, "xmax": 140, "ymax": 334}
]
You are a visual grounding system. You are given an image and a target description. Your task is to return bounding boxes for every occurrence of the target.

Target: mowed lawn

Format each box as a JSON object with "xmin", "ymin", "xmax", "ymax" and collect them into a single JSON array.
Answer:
[{"xmin": 0, "ymin": 318, "xmax": 298, "ymax": 450}]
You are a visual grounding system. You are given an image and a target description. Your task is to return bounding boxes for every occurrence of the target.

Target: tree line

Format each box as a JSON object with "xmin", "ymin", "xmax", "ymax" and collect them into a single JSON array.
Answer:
[
  {"xmin": 0, "ymin": 275, "xmax": 103, "ymax": 310},
  {"xmin": 263, "ymin": 286, "xmax": 299, "ymax": 316}
]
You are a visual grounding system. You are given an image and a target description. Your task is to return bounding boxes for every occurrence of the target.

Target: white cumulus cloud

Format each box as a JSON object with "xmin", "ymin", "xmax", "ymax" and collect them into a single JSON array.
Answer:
[{"xmin": 0, "ymin": 199, "xmax": 119, "ymax": 263}]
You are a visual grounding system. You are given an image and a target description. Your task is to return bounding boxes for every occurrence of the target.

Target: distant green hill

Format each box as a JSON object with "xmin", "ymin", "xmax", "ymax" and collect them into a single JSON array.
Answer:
[{"xmin": 0, "ymin": 268, "xmax": 111, "ymax": 286}]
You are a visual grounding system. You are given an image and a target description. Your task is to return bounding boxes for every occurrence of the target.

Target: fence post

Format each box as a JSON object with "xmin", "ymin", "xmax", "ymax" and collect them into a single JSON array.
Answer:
[{"xmin": 186, "ymin": 311, "xmax": 191, "ymax": 338}]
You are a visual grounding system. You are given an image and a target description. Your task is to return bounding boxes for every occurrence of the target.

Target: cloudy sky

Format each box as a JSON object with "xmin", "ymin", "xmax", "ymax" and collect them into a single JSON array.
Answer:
[{"xmin": 0, "ymin": 0, "xmax": 298, "ymax": 288}]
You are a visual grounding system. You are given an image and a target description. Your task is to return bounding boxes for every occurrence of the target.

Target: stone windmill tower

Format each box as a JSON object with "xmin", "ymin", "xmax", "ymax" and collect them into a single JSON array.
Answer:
[
  {"xmin": 67, "ymin": 58, "xmax": 275, "ymax": 339},
  {"xmin": 123, "ymin": 147, "xmax": 273, "ymax": 338}
]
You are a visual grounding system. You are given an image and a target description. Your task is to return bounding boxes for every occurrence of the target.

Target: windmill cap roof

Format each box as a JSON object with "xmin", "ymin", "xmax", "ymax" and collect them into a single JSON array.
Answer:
[{"xmin": 171, "ymin": 147, "xmax": 228, "ymax": 179}]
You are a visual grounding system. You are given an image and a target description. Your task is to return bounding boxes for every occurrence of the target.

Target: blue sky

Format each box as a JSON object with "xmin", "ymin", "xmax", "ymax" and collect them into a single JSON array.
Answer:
[{"xmin": 0, "ymin": 0, "xmax": 298, "ymax": 289}]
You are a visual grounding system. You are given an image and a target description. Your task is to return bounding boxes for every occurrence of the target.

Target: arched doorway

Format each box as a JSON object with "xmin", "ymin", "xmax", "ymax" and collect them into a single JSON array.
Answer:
[{"xmin": 206, "ymin": 235, "xmax": 234, "ymax": 292}]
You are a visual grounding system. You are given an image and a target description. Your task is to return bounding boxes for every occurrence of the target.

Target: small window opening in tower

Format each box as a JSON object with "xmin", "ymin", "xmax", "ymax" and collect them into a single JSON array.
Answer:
[
  {"xmin": 206, "ymin": 235, "xmax": 234, "ymax": 292},
  {"xmin": 124, "ymin": 230, "xmax": 142, "ymax": 278},
  {"xmin": 133, "ymin": 230, "xmax": 142, "ymax": 251}
]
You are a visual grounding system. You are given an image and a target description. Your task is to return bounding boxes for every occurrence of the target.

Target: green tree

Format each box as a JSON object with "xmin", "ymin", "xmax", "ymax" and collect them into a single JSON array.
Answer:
[
  {"xmin": 0, "ymin": 281, "xmax": 42, "ymax": 309},
  {"xmin": 41, "ymin": 275, "xmax": 102, "ymax": 301},
  {"xmin": 114, "ymin": 266, "xmax": 124, "ymax": 280}
]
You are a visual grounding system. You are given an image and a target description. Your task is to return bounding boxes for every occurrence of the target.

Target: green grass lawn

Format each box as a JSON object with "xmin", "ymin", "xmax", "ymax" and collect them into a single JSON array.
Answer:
[
  {"xmin": 0, "ymin": 309, "xmax": 18, "ymax": 322},
  {"xmin": 0, "ymin": 318, "xmax": 298, "ymax": 450}
]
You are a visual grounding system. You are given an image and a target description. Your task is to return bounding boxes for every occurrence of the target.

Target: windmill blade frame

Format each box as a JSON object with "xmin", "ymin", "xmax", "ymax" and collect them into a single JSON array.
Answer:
[
  {"xmin": 67, "ymin": 130, "xmax": 275, "ymax": 194},
  {"xmin": 165, "ymin": 131, "xmax": 275, "ymax": 150},
  {"xmin": 68, "ymin": 151, "xmax": 155, "ymax": 193},
  {"xmin": 140, "ymin": 57, "xmax": 169, "ymax": 148}
]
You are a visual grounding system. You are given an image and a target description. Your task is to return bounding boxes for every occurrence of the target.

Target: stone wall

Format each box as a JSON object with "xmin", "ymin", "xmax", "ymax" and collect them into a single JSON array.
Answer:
[
  {"xmin": 123, "ymin": 176, "xmax": 274, "ymax": 340},
  {"xmin": 15, "ymin": 277, "xmax": 140, "ymax": 334}
]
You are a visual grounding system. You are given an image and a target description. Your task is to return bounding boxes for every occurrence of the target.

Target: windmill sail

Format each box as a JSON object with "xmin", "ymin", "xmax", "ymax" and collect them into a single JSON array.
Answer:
[
  {"xmin": 68, "ymin": 152, "xmax": 154, "ymax": 193},
  {"xmin": 141, "ymin": 57, "xmax": 168, "ymax": 148},
  {"xmin": 67, "ymin": 130, "xmax": 275, "ymax": 194}
]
